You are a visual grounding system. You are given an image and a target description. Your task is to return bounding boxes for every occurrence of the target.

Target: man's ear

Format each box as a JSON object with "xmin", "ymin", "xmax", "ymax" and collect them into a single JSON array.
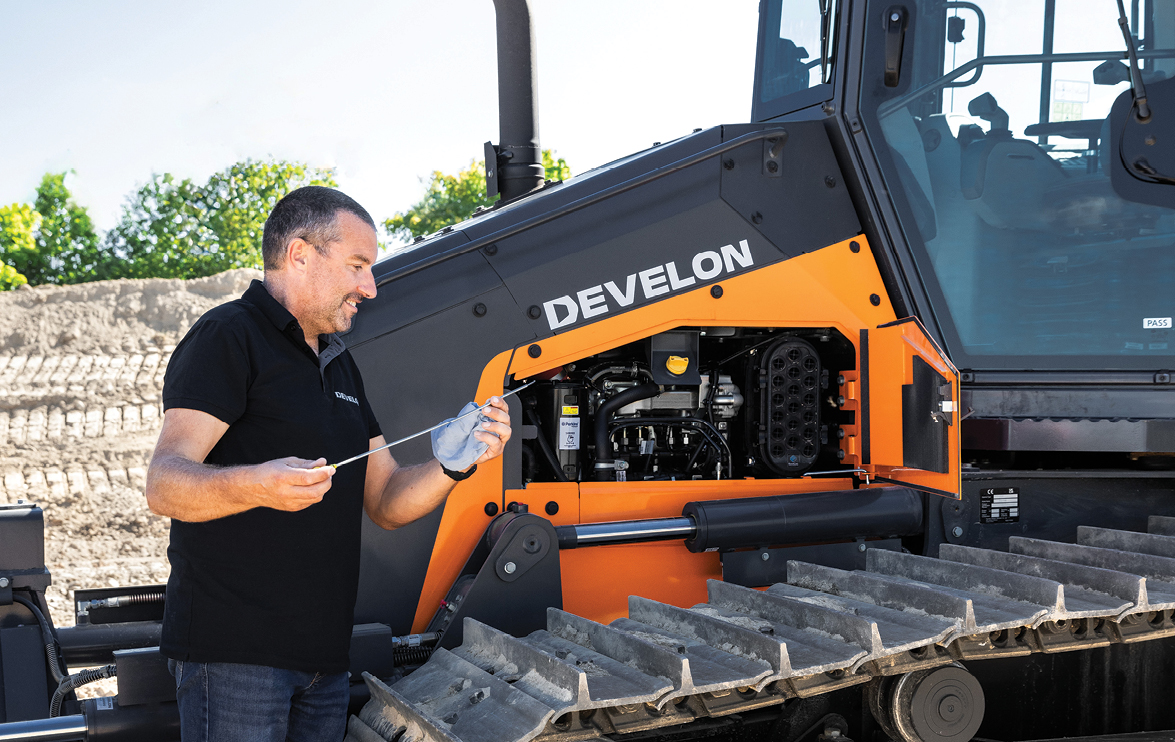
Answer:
[{"xmin": 286, "ymin": 238, "xmax": 312, "ymax": 275}]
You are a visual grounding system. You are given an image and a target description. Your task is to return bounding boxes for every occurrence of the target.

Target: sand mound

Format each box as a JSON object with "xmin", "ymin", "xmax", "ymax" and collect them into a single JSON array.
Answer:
[{"xmin": 0, "ymin": 268, "xmax": 261, "ymax": 643}]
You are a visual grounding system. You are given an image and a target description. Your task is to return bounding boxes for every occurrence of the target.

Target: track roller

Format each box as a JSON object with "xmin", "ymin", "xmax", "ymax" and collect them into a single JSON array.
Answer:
[{"xmin": 866, "ymin": 664, "xmax": 985, "ymax": 742}]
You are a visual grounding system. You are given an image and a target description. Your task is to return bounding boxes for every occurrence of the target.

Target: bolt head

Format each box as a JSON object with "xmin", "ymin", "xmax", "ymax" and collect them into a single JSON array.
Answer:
[
  {"xmin": 766, "ymin": 160, "xmax": 779, "ymax": 173},
  {"xmin": 710, "ymin": 285, "xmax": 724, "ymax": 299},
  {"xmin": 891, "ymin": 11, "xmax": 901, "ymax": 21},
  {"xmin": 0, "ymin": 577, "xmax": 9, "ymax": 588},
  {"xmin": 858, "ymin": 543, "xmax": 867, "ymax": 552},
  {"xmin": 761, "ymin": 551, "xmax": 770, "ymax": 561},
  {"xmin": 952, "ymin": 526, "xmax": 964, "ymax": 538},
  {"xmin": 824, "ymin": 175, "xmax": 837, "ymax": 188},
  {"xmin": 504, "ymin": 561, "xmax": 517, "ymax": 574},
  {"xmin": 528, "ymin": 344, "xmax": 542, "ymax": 358}
]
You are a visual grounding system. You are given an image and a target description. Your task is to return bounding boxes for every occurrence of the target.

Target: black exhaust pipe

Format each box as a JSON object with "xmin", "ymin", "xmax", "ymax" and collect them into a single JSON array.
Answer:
[{"xmin": 489, "ymin": 0, "xmax": 544, "ymax": 202}]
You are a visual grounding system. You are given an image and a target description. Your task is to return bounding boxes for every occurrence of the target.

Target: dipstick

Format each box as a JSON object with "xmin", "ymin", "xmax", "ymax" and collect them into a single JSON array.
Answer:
[{"xmin": 324, "ymin": 381, "xmax": 535, "ymax": 470}]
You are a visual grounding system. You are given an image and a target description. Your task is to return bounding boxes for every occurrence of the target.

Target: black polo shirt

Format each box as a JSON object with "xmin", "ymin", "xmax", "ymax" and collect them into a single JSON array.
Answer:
[{"xmin": 160, "ymin": 279, "xmax": 381, "ymax": 673}]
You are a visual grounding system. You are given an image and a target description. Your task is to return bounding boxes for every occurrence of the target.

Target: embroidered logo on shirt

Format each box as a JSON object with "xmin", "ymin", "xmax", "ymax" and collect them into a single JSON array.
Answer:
[{"xmin": 335, "ymin": 391, "xmax": 359, "ymax": 405}]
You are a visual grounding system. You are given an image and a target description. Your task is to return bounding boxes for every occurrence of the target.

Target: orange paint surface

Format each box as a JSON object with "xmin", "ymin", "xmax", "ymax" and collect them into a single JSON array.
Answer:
[{"xmin": 410, "ymin": 236, "xmax": 960, "ymax": 631}]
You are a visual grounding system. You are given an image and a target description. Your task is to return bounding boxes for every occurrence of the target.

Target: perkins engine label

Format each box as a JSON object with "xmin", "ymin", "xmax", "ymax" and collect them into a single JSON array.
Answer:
[
  {"xmin": 542, "ymin": 239, "xmax": 754, "ymax": 331},
  {"xmin": 980, "ymin": 487, "xmax": 1019, "ymax": 524},
  {"xmin": 558, "ymin": 417, "xmax": 580, "ymax": 450}
]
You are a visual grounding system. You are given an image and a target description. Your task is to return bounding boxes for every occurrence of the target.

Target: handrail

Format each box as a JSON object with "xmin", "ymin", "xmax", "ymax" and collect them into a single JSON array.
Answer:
[
  {"xmin": 375, "ymin": 128, "xmax": 790, "ymax": 288},
  {"xmin": 878, "ymin": 47, "xmax": 1175, "ymax": 118}
]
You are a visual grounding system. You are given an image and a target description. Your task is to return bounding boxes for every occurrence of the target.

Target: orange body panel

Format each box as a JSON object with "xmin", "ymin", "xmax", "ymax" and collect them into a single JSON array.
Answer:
[
  {"xmin": 408, "ymin": 350, "xmax": 514, "ymax": 632},
  {"xmin": 411, "ymin": 236, "xmax": 960, "ymax": 631},
  {"xmin": 867, "ymin": 319, "xmax": 961, "ymax": 497}
]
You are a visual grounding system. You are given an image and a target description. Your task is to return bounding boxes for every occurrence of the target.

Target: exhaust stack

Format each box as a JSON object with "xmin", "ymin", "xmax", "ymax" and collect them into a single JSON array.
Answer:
[{"xmin": 487, "ymin": 0, "xmax": 544, "ymax": 203}]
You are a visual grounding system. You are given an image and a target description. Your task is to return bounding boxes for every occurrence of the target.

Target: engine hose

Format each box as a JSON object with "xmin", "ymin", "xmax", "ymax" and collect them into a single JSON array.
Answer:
[
  {"xmin": 594, "ymin": 383, "xmax": 661, "ymax": 480},
  {"xmin": 50, "ymin": 664, "xmax": 116, "ymax": 717},
  {"xmin": 524, "ymin": 403, "xmax": 569, "ymax": 482},
  {"xmin": 608, "ymin": 417, "xmax": 732, "ymax": 479},
  {"xmin": 12, "ymin": 593, "xmax": 65, "ymax": 684}
]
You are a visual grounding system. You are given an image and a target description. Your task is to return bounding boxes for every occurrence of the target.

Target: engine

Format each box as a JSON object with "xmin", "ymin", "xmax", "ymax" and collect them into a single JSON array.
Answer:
[{"xmin": 517, "ymin": 327, "xmax": 856, "ymax": 482}]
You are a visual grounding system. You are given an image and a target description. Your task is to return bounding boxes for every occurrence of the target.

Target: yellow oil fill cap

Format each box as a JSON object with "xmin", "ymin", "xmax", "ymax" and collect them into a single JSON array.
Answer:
[{"xmin": 666, "ymin": 355, "xmax": 690, "ymax": 376}]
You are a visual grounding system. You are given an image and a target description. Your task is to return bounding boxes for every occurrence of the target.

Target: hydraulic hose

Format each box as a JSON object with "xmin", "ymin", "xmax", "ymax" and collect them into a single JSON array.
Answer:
[
  {"xmin": 12, "ymin": 593, "xmax": 65, "ymax": 684},
  {"xmin": 594, "ymin": 383, "xmax": 660, "ymax": 480},
  {"xmin": 51, "ymin": 665, "xmax": 116, "ymax": 718}
]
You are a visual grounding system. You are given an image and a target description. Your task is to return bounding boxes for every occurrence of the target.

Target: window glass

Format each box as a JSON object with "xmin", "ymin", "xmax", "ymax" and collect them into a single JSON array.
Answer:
[
  {"xmin": 760, "ymin": 0, "xmax": 825, "ymax": 101},
  {"xmin": 861, "ymin": 0, "xmax": 1175, "ymax": 365}
]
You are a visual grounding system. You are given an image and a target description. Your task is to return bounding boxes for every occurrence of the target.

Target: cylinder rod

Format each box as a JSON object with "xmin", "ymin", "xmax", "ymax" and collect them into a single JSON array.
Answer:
[
  {"xmin": 0, "ymin": 716, "xmax": 86, "ymax": 742},
  {"xmin": 557, "ymin": 517, "xmax": 696, "ymax": 549},
  {"xmin": 554, "ymin": 487, "xmax": 923, "ymax": 551}
]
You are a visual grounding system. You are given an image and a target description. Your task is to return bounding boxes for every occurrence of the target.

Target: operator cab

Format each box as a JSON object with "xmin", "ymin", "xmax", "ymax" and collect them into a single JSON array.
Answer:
[{"xmin": 756, "ymin": 0, "xmax": 1175, "ymax": 370}]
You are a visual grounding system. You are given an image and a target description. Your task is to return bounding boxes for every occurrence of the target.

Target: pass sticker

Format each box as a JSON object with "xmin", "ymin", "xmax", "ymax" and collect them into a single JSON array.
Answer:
[
  {"xmin": 1144, "ymin": 317, "xmax": 1172, "ymax": 329},
  {"xmin": 558, "ymin": 417, "xmax": 581, "ymax": 450}
]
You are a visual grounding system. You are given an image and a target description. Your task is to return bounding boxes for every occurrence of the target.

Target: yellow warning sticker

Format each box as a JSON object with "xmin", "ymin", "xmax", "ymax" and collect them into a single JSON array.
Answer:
[{"xmin": 562, "ymin": 405, "xmax": 579, "ymax": 415}]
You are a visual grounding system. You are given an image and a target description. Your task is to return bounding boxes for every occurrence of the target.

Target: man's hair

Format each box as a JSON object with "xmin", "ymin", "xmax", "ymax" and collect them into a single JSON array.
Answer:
[{"xmin": 261, "ymin": 186, "xmax": 376, "ymax": 270}]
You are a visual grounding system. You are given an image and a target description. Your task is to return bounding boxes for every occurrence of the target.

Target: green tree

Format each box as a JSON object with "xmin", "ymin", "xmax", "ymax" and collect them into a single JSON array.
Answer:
[
  {"xmin": 0, "ymin": 203, "xmax": 39, "ymax": 289},
  {"xmin": 35, "ymin": 173, "xmax": 105, "ymax": 284},
  {"xmin": 385, "ymin": 149, "xmax": 571, "ymax": 242},
  {"xmin": 0, "ymin": 174, "xmax": 104, "ymax": 288},
  {"xmin": 104, "ymin": 159, "xmax": 337, "ymax": 279}
]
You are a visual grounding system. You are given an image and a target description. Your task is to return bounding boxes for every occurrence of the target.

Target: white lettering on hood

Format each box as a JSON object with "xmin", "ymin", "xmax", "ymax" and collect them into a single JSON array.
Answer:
[{"xmin": 543, "ymin": 239, "xmax": 755, "ymax": 331}]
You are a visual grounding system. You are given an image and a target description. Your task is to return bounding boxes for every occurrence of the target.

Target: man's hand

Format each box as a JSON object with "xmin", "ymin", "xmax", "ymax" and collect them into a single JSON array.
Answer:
[
  {"xmin": 471, "ymin": 396, "xmax": 512, "ymax": 466},
  {"xmin": 147, "ymin": 408, "xmax": 339, "ymax": 522},
  {"xmin": 246, "ymin": 457, "xmax": 335, "ymax": 512},
  {"xmin": 364, "ymin": 395, "xmax": 513, "ymax": 530}
]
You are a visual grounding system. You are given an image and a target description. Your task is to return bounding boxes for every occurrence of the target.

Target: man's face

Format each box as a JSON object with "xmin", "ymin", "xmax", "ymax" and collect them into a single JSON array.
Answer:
[{"xmin": 301, "ymin": 211, "xmax": 379, "ymax": 336}]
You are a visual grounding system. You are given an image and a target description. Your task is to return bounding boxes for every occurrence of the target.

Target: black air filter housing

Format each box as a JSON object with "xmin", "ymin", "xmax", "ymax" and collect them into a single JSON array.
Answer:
[{"xmin": 757, "ymin": 338, "xmax": 822, "ymax": 474}]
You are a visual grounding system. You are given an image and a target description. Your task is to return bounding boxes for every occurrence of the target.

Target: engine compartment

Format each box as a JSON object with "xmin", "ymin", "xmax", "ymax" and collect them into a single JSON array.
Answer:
[{"xmin": 517, "ymin": 327, "xmax": 856, "ymax": 483}]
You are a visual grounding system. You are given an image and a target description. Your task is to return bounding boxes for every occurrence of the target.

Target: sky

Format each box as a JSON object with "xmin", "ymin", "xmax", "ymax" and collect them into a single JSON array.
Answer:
[{"xmin": 0, "ymin": 1, "xmax": 760, "ymax": 239}]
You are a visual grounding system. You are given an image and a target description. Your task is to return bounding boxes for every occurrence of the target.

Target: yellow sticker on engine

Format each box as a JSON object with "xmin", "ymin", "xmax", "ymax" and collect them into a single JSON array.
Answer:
[
  {"xmin": 561, "ymin": 405, "xmax": 579, "ymax": 415},
  {"xmin": 666, "ymin": 355, "xmax": 690, "ymax": 375}
]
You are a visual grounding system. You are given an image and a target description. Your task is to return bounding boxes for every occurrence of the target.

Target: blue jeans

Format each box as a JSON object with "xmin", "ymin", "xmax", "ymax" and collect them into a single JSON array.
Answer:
[{"xmin": 169, "ymin": 660, "xmax": 349, "ymax": 742}]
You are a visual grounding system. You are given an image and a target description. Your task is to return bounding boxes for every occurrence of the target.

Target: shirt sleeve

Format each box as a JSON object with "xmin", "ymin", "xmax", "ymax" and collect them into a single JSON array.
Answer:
[{"xmin": 162, "ymin": 317, "xmax": 252, "ymax": 426}]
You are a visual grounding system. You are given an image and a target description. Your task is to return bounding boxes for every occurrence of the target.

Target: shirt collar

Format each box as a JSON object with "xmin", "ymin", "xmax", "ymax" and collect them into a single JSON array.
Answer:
[
  {"xmin": 243, "ymin": 279, "xmax": 346, "ymax": 369},
  {"xmin": 244, "ymin": 279, "xmax": 299, "ymax": 334}
]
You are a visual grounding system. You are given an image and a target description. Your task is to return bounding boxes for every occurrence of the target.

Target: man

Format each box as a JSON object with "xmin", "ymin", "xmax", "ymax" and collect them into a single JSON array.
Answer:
[{"xmin": 145, "ymin": 186, "xmax": 511, "ymax": 742}]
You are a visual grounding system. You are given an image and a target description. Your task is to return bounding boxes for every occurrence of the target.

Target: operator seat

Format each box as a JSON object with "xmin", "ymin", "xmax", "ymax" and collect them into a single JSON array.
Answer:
[{"xmin": 959, "ymin": 93, "xmax": 1067, "ymax": 231}]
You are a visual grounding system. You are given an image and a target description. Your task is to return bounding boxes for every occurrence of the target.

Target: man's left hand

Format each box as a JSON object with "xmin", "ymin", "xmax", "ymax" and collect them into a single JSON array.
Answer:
[{"xmin": 471, "ymin": 396, "xmax": 511, "ymax": 466}]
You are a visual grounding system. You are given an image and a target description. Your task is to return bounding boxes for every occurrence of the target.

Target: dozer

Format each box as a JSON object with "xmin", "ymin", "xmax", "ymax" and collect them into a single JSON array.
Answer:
[{"xmin": 2, "ymin": 0, "xmax": 1174, "ymax": 740}]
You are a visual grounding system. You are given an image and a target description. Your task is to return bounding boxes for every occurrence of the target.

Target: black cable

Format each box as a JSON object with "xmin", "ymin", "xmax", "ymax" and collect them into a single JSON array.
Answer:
[
  {"xmin": 51, "ymin": 664, "xmax": 116, "ymax": 717},
  {"xmin": 716, "ymin": 335, "xmax": 781, "ymax": 366},
  {"xmin": 12, "ymin": 593, "xmax": 65, "ymax": 684}
]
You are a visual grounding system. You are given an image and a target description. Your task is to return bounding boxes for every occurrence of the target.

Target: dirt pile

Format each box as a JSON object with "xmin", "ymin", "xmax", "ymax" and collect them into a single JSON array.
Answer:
[{"xmin": 0, "ymin": 269, "xmax": 261, "ymax": 635}]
